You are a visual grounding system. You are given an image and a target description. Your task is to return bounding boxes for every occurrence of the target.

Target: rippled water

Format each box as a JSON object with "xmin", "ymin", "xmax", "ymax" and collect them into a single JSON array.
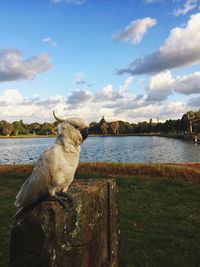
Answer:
[{"xmin": 0, "ymin": 136, "xmax": 199, "ymax": 164}]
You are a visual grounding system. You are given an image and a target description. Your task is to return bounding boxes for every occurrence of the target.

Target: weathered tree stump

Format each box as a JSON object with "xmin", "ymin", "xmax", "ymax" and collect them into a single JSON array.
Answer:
[{"xmin": 10, "ymin": 179, "xmax": 119, "ymax": 267}]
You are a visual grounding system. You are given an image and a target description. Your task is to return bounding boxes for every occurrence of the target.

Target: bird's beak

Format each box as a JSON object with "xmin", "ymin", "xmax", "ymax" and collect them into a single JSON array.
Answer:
[{"xmin": 81, "ymin": 128, "xmax": 89, "ymax": 141}]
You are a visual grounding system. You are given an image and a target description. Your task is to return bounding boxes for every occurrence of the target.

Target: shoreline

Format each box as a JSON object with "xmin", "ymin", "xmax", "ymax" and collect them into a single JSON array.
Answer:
[
  {"xmin": 0, "ymin": 135, "xmax": 56, "ymax": 139},
  {"xmin": 89, "ymin": 133, "xmax": 185, "ymax": 139},
  {"xmin": 0, "ymin": 162, "xmax": 200, "ymax": 170},
  {"xmin": 0, "ymin": 133, "xmax": 185, "ymax": 139}
]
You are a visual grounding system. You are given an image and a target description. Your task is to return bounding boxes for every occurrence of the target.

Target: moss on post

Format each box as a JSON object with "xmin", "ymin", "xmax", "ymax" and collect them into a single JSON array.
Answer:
[{"xmin": 10, "ymin": 179, "xmax": 119, "ymax": 267}]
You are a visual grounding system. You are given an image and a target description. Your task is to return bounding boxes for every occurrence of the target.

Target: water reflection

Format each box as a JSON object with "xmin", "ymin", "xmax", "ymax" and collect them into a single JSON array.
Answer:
[{"xmin": 0, "ymin": 136, "xmax": 199, "ymax": 164}]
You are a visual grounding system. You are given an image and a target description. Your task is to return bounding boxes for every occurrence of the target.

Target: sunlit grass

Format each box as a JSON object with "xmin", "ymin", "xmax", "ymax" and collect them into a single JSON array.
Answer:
[
  {"xmin": 78, "ymin": 162, "xmax": 200, "ymax": 183},
  {"xmin": 116, "ymin": 177, "xmax": 200, "ymax": 266},
  {"xmin": 0, "ymin": 163, "xmax": 200, "ymax": 266}
]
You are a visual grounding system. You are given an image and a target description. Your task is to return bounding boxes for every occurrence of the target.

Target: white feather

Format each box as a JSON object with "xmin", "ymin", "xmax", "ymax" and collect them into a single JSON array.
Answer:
[{"xmin": 15, "ymin": 118, "xmax": 89, "ymax": 209}]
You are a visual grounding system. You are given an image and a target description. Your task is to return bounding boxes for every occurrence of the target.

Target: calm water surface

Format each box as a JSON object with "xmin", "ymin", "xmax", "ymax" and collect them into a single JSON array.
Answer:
[{"xmin": 0, "ymin": 136, "xmax": 199, "ymax": 164}]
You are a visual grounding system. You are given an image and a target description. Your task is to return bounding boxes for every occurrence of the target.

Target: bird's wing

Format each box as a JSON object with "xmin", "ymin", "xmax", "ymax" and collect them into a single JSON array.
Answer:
[{"xmin": 15, "ymin": 145, "xmax": 59, "ymax": 208}]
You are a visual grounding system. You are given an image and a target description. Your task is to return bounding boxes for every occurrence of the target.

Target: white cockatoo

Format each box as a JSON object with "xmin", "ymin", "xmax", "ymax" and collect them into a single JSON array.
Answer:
[{"xmin": 14, "ymin": 111, "xmax": 89, "ymax": 215}]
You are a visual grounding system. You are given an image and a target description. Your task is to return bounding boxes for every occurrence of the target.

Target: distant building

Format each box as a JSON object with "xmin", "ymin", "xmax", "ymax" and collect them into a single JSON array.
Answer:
[{"xmin": 149, "ymin": 118, "xmax": 159, "ymax": 124}]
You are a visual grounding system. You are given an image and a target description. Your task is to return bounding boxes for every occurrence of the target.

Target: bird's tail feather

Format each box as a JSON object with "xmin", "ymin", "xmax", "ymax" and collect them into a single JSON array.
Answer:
[
  {"xmin": 15, "ymin": 178, "xmax": 30, "ymax": 207},
  {"xmin": 12, "ymin": 207, "xmax": 24, "ymax": 220}
]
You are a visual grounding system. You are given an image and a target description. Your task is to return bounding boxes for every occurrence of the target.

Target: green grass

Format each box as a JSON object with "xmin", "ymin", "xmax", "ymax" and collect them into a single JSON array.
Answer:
[
  {"xmin": 0, "ymin": 164, "xmax": 200, "ymax": 266},
  {"xmin": 0, "ymin": 171, "xmax": 29, "ymax": 267},
  {"xmin": 116, "ymin": 177, "xmax": 200, "ymax": 267}
]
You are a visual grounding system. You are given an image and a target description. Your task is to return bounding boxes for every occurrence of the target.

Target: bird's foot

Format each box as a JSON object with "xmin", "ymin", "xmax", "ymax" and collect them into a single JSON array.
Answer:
[
  {"xmin": 48, "ymin": 192, "xmax": 73, "ymax": 210},
  {"xmin": 48, "ymin": 194, "xmax": 71, "ymax": 211},
  {"xmin": 56, "ymin": 192, "xmax": 73, "ymax": 206}
]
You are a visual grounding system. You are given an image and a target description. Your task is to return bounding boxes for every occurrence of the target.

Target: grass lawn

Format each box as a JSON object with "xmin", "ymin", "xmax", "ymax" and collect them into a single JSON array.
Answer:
[{"xmin": 0, "ymin": 163, "xmax": 200, "ymax": 267}]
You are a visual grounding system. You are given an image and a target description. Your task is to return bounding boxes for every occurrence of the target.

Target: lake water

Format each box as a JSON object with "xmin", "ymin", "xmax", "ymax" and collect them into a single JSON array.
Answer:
[{"xmin": 0, "ymin": 136, "xmax": 199, "ymax": 164}]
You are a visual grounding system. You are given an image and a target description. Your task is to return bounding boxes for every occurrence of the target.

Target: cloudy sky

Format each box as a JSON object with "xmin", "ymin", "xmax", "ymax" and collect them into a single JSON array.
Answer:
[{"xmin": 0, "ymin": 0, "xmax": 200, "ymax": 123}]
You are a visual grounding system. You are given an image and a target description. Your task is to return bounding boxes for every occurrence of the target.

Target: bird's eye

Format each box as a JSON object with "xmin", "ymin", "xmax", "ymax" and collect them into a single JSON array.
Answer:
[{"xmin": 74, "ymin": 125, "xmax": 79, "ymax": 129}]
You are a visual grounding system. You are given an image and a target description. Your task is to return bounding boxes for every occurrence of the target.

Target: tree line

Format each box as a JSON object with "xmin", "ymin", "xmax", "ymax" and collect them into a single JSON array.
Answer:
[
  {"xmin": 0, "ymin": 120, "xmax": 58, "ymax": 136},
  {"xmin": 0, "ymin": 110, "xmax": 199, "ymax": 136},
  {"xmin": 89, "ymin": 110, "xmax": 200, "ymax": 135}
]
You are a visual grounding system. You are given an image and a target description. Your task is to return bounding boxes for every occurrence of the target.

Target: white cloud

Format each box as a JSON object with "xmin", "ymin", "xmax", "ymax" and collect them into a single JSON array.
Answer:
[
  {"xmin": 0, "ymin": 79, "xmax": 134, "ymax": 122},
  {"xmin": 94, "ymin": 78, "xmax": 134, "ymax": 104},
  {"xmin": 173, "ymin": 0, "xmax": 198, "ymax": 16},
  {"xmin": 67, "ymin": 90, "xmax": 92, "ymax": 109},
  {"xmin": 0, "ymin": 49, "xmax": 51, "ymax": 82},
  {"xmin": 0, "ymin": 89, "xmax": 23, "ymax": 104},
  {"xmin": 43, "ymin": 37, "xmax": 57, "ymax": 47},
  {"xmin": 146, "ymin": 71, "xmax": 173, "ymax": 101},
  {"xmin": 0, "ymin": 71, "xmax": 199, "ymax": 123},
  {"xmin": 95, "ymin": 84, "xmax": 122, "ymax": 102},
  {"xmin": 113, "ymin": 17, "xmax": 157, "ymax": 44},
  {"xmin": 118, "ymin": 101, "xmax": 187, "ymax": 122},
  {"xmin": 74, "ymin": 72, "xmax": 86, "ymax": 84},
  {"xmin": 0, "ymin": 89, "xmax": 66, "ymax": 122},
  {"xmin": 35, "ymin": 95, "xmax": 64, "ymax": 107},
  {"xmin": 153, "ymin": 101, "xmax": 188, "ymax": 119},
  {"xmin": 149, "ymin": 71, "xmax": 172, "ymax": 91},
  {"xmin": 118, "ymin": 13, "xmax": 200, "ymax": 75},
  {"xmin": 173, "ymin": 71, "xmax": 200, "ymax": 94},
  {"xmin": 146, "ymin": 70, "xmax": 200, "ymax": 101},
  {"xmin": 118, "ymin": 76, "xmax": 134, "ymax": 94}
]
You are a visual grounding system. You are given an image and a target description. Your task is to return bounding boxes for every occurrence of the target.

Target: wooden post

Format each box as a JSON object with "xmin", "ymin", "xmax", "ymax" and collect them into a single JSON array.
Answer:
[{"xmin": 9, "ymin": 180, "xmax": 119, "ymax": 267}]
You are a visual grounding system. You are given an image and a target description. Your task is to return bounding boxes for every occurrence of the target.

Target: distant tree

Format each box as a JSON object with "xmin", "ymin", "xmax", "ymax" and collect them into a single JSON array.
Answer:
[
  {"xmin": 194, "ymin": 110, "xmax": 200, "ymax": 119},
  {"xmin": 111, "ymin": 121, "xmax": 120, "ymax": 134},
  {"xmin": 99, "ymin": 116, "xmax": 106, "ymax": 126},
  {"xmin": 129, "ymin": 123, "xmax": 137, "ymax": 134},
  {"xmin": 163, "ymin": 120, "xmax": 176, "ymax": 133},
  {"xmin": 27, "ymin": 122, "xmax": 41, "ymax": 135},
  {"xmin": 39, "ymin": 122, "xmax": 54, "ymax": 135},
  {"xmin": 1, "ymin": 109, "xmax": 200, "ymax": 137},
  {"xmin": 154, "ymin": 123, "xmax": 163, "ymax": 133},
  {"xmin": 118, "ymin": 121, "xmax": 126, "ymax": 133},
  {"xmin": 89, "ymin": 122, "xmax": 100, "ymax": 134},
  {"xmin": 99, "ymin": 116, "xmax": 109, "ymax": 135},
  {"xmin": 100, "ymin": 122, "xmax": 109, "ymax": 135},
  {"xmin": 147, "ymin": 123, "xmax": 153, "ymax": 133},
  {"xmin": 12, "ymin": 121, "xmax": 28, "ymax": 135},
  {"xmin": 2, "ymin": 122, "xmax": 13, "ymax": 136},
  {"xmin": 19, "ymin": 120, "xmax": 29, "ymax": 133},
  {"xmin": 117, "ymin": 121, "xmax": 132, "ymax": 134},
  {"xmin": 186, "ymin": 111, "xmax": 195, "ymax": 120},
  {"xmin": 175, "ymin": 119, "xmax": 182, "ymax": 133},
  {"xmin": 12, "ymin": 121, "xmax": 20, "ymax": 136},
  {"xmin": 136, "ymin": 122, "xmax": 148, "ymax": 133},
  {"xmin": 0, "ymin": 120, "xmax": 7, "ymax": 135},
  {"xmin": 181, "ymin": 114, "xmax": 189, "ymax": 133},
  {"xmin": 50, "ymin": 123, "xmax": 57, "ymax": 135}
]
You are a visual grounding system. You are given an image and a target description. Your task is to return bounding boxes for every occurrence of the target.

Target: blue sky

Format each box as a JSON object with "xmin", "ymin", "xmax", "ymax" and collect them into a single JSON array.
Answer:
[{"xmin": 0, "ymin": 0, "xmax": 200, "ymax": 123}]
